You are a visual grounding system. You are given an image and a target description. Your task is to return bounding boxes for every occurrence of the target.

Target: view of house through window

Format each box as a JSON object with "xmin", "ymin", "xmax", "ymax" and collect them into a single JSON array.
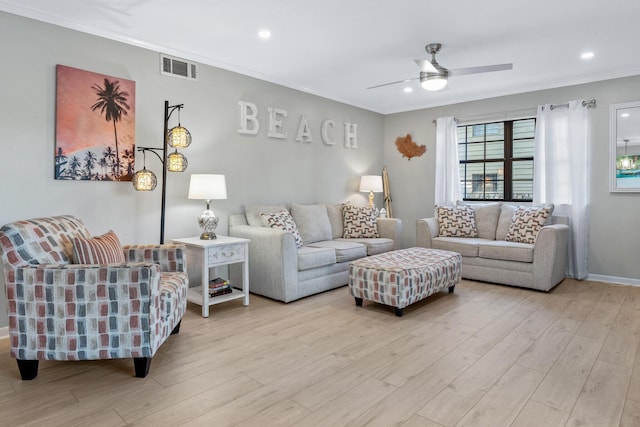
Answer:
[{"xmin": 457, "ymin": 118, "xmax": 535, "ymax": 201}]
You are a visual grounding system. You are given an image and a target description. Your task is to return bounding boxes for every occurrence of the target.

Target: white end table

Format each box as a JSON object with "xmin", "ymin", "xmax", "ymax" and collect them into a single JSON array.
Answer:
[{"xmin": 172, "ymin": 236, "xmax": 250, "ymax": 317}]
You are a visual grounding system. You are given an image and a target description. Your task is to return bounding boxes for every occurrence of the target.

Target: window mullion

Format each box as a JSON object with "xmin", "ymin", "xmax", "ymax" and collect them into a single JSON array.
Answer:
[{"xmin": 504, "ymin": 121, "xmax": 513, "ymax": 200}]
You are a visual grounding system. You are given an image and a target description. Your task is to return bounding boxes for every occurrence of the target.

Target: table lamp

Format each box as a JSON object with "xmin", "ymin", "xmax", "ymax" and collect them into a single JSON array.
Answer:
[
  {"xmin": 359, "ymin": 175, "xmax": 383, "ymax": 208},
  {"xmin": 188, "ymin": 174, "xmax": 228, "ymax": 239}
]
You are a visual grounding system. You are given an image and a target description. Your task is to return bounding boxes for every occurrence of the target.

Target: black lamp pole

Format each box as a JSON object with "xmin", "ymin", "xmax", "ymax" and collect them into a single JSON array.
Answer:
[{"xmin": 137, "ymin": 100, "xmax": 185, "ymax": 244}]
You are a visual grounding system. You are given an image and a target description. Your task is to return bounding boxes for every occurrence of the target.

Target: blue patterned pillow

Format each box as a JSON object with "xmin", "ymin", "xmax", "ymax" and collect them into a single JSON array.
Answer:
[{"xmin": 261, "ymin": 210, "xmax": 304, "ymax": 248}]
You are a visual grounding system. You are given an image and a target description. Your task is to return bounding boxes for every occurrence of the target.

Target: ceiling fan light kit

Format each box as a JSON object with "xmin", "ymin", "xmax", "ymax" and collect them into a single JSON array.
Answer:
[
  {"xmin": 368, "ymin": 42, "xmax": 513, "ymax": 92},
  {"xmin": 420, "ymin": 70, "xmax": 448, "ymax": 91}
]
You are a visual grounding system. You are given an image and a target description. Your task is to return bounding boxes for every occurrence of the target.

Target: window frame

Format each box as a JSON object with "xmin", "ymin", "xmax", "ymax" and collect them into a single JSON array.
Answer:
[{"xmin": 458, "ymin": 118, "xmax": 535, "ymax": 202}]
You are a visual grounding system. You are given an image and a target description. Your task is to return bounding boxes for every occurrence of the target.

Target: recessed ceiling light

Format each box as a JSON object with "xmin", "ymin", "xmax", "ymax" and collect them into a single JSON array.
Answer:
[
  {"xmin": 621, "ymin": 113, "xmax": 630, "ymax": 118},
  {"xmin": 581, "ymin": 51, "xmax": 594, "ymax": 60},
  {"xmin": 258, "ymin": 29, "xmax": 271, "ymax": 39},
  {"xmin": 404, "ymin": 87, "xmax": 413, "ymax": 93}
]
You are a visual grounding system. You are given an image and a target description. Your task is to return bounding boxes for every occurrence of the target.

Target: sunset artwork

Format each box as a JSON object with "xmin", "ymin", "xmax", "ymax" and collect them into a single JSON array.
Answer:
[{"xmin": 55, "ymin": 65, "xmax": 135, "ymax": 181}]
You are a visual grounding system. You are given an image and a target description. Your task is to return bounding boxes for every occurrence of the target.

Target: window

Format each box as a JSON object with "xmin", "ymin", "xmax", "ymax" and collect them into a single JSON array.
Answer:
[{"xmin": 457, "ymin": 118, "xmax": 535, "ymax": 201}]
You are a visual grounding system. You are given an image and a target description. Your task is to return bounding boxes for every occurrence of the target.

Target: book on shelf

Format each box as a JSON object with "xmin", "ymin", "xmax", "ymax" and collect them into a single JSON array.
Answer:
[
  {"xmin": 208, "ymin": 277, "xmax": 232, "ymax": 296},
  {"xmin": 209, "ymin": 287, "xmax": 233, "ymax": 297},
  {"xmin": 209, "ymin": 277, "xmax": 229, "ymax": 287}
]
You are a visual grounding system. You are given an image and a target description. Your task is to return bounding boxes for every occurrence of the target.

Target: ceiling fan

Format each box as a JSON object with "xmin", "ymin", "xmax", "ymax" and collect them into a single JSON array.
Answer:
[{"xmin": 367, "ymin": 43, "xmax": 513, "ymax": 91}]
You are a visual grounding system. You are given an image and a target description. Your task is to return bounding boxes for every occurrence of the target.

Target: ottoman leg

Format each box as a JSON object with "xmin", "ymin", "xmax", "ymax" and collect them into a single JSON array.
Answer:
[
  {"xmin": 394, "ymin": 307, "xmax": 404, "ymax": 317},
  {"xmin": 355, "ymin": 297, "xmax": 363, "ymax": 307},
  {"xmin": 448, "ymin": 285, "xmax": 456, "ymax": 293}
]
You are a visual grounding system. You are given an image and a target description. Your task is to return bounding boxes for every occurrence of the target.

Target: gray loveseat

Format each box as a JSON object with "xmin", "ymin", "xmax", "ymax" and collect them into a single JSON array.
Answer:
[
  {"xmin": 416, "ymin": 202, "xmax": 569, "ymax": 291},
  {"xmin": 229, "ymin": 203, "xmax": 402, "ymax": 302}
]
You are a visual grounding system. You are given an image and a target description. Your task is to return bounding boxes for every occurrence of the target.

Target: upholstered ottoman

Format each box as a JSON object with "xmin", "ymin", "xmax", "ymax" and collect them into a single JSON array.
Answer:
[{"xmin": 348, "ymin": 247, "xmax": 462, "ymax": 316}]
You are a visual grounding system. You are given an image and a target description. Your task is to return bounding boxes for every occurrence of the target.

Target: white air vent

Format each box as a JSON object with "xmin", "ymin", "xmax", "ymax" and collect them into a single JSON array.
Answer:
[{"xmin": 160, "ymin": 54, "xmax": 198, "ymax": 80}]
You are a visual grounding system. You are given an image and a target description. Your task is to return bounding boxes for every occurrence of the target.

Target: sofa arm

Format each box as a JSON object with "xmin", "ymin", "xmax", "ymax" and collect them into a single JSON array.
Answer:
[
  {"xmin": 532, "ymin": 223, "xmax": 570, "ymax": 291},
  {"xmin": 416, "ymin": 217, "xmax": 439, "ymax": 248},
  {"xmin": 5, "ymin": 263, "xmax": 164, "ymax": 360},
  {"xmin": 377, "ymin": 218, "xmax": 402, "ymax": 247},
  {"xmin": 123, "ymin": 244, "xmax": 187, "ymax": 273},
  {"xmin": 229, "ymin": 225, "xmax": 299, "ymax": 302}
]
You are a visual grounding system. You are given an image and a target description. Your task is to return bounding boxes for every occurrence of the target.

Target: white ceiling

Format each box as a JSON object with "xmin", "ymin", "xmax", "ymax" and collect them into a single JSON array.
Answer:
[{"xmin": 2, "ymin": 0, "xmax": 640, "ymax": 114}]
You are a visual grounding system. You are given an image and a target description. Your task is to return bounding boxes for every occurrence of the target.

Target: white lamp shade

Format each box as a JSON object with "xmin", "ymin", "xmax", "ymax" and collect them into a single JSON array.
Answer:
[
  {"xmin": 188, "ymin": 174, "xmax": 227, "ymax": 200},
  {"xmin": 359, "ymin": 175, "xmax": 383, "ymax": 193}
]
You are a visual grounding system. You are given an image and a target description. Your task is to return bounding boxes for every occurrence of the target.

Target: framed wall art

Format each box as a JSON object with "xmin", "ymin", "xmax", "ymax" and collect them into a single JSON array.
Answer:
[{"xmin": 55, "ymin": 65, "xmax": 136, "ymax": 181}]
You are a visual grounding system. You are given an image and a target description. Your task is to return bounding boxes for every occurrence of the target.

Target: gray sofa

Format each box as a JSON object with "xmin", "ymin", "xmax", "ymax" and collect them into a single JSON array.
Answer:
[
  {"xmin": 416, "ymin": 203, "xmax": 569, "ymax": 291},
  {"xmin": 229, "ymin": 203, "xmax": 402, "ymax": 302}
]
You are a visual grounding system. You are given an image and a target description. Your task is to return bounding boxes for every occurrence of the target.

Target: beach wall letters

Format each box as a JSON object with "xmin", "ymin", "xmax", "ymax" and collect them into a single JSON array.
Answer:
[{"xmin": 238, "ymin": 101, "xmax": 358, "ymax": 149}]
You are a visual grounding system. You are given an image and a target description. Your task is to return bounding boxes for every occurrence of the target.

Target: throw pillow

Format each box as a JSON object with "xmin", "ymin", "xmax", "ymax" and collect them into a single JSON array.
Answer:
[
  {"xmin": 436, "ymin": 205, "xmax": 479, "ymax": 237},
  {"xmin": 260, "ymin": 209, "xmax": 304, "ymax": 248},
  {"xmin": 505, "ymin": 206, "xmax": 552, "ymax": 244},
  {"xmin": 342, "ymin": 205, "xmax": 379, "ymax": 238},
  {"xmin": 290, "ymin": 203, "xmax": 332, "ymax": 244},
  {"xmin": 72, "ymin": 230, "xmax": 126, "ymax": 264},
  {"xmin": 245, "ymin": 204, "xmax": 286, "ymax": 227}
]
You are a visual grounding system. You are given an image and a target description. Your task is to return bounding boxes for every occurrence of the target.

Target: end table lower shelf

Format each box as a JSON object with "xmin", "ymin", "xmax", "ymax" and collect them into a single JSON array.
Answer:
[{"xmin": 187, "ymin": 286, "xmax": 247, "ymax": 306}]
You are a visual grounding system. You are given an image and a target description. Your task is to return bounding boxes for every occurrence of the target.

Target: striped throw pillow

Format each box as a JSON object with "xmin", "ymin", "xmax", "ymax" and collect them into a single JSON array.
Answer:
[{"xmin": 72, "ymin": 230, "xmax": 125, "ymax": 264}]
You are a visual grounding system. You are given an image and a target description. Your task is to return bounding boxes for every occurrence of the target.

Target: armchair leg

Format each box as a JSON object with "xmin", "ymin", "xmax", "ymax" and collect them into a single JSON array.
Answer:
[
  {"xmin": 17, "ymin": 359, "xmax": 39, "ymax": 380},
  {"xmin": 133, "ymin": 357, "xmax": 152, "ymax": 378},
  {"xmin": 171, "ymin": 320, "xmax": 181, "ymax": 335}
]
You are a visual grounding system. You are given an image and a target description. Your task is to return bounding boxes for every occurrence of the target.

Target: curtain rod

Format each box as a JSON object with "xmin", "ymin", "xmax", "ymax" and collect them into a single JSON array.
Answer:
[
  {"xmin": 545, "ymin": 98, "xmax": 597, "ymax": 110},
  {"xmin": 432, "ymin": 98, "xmax": 597, "ymax": 124}
]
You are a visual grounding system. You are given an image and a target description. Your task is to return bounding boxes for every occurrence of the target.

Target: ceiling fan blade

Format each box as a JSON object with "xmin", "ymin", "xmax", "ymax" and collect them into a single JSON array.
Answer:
[
  {"xmin": 448, "ymin": 63, "xmax": 513, "ymax": 77},
  {"xmin": 414, "ymin": 59, "xmax": 438, "ymax": 73},
  {"xmin": 367, "ymin": 77, "xmax": 418, "ymax": 90}
]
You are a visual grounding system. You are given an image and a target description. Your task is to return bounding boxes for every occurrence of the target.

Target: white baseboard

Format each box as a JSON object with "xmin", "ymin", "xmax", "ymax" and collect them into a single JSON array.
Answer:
[
  {"xmin": 588, "ymin": 274, "xmax": 640, "ymax": 287},
  {"xmin": 0, "ymin": 326, "xmax": 8, "ymax": 340}
]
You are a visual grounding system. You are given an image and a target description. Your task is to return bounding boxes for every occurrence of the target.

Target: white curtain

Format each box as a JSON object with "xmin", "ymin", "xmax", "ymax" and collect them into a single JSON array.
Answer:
[
  {"xmin": 435, "ymin": 116, "xmax": 461, "ymax": 205},
  {"xmin": 534, "ymin": 100, "xmax": 591, "ymax": 279}
]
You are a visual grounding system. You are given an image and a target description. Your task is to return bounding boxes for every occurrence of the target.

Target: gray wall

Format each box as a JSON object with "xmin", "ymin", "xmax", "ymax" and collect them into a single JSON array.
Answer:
[
  {"xmin": 1, "ymin": 11, "xmax": 639, "ymax": 330},
  {"xmin": 0, "ymin": 12, "xmax": 384, "ymax": 328},
  {"xmin": 384, "ymin": 76, "xmax": 640, "ymax": 282}
]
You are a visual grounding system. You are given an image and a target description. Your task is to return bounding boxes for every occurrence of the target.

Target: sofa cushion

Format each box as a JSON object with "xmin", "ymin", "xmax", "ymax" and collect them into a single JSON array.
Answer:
[
  {"xmin": 72, "ymin": 230, "xmax": 126, "ymax": 264},
  {"xmin": 337, "ymin": 237, "xmax": 394, "ymax": 256},
  {"xmin": 436, "ymin": 205, "xmax": 478, "ymax": 237},
  {"xmin": 325, "ymin": 203, "xmax": 344, "ymax": 239},
  {"xmin": 291, "ymin": 203, "xmax": 332, "ymax": 244},
  {"xmin": 458, "ymin": 201, "xmax": 501, "ymax": 240},
  {"xmin": 261, "ymin": 210, "xmax": 304, "ymax": 248},
  {"xmin": 506, "ymin": 206, "xmax": 552, "ymax": 244},
  {"xmin": 246, "ymin": 204, "xmax": 286, "ymax": 227},
  {"xmin": 343, "ymin": 205, "xmax": 379, "ymax": 238},
  {"xmin": 307, "ymin": 240, "xmax": 367, "ymax": 263},
  {"xmin": 477, "ymin": 240, "xmax": 534, "ymax": 263},
  {"xmin": 297, "ymin": 246, "xmax": 337, "ymax": 271},
  {"xmin": 432, "ymin": 237, "xmax": 488, "ymax": 257}
]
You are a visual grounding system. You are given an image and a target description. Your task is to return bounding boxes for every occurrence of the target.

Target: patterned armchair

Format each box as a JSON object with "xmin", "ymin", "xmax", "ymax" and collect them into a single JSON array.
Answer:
[{"xmin": 0, "ymin": 215, "xmax": 188, "ymax": 379}]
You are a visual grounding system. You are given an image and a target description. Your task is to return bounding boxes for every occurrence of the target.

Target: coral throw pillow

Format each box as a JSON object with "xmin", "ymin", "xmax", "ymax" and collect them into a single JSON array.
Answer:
[
  {"xmin": 72, "ymin": 230, "xmax": 125, "ymax": 264},
  {"xmin": 261, "ymin": 209, "xmax": 304, "ymax": 248},
  {"xmin": 343, "ymin": 205, "xmax": 379, "ymax": 238},
  {"xmin": 436, "ymin": 205, "xmax": 479, "ymax": 237},
  {"xmin": 505, "ymin": 206, "xmax": 552, "ymax": 244}
]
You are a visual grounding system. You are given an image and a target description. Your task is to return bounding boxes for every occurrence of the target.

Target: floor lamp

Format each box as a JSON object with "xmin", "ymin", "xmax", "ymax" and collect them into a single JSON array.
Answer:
[{"xmin": 132, "ymin": 100, "xmax": 191, "ymax": 244}]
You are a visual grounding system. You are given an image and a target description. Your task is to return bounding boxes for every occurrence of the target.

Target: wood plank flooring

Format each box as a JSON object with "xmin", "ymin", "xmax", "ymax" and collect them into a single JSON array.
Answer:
[{"xmin": 1, "ymin": 278, "xmax": 640, "ymax": 426}]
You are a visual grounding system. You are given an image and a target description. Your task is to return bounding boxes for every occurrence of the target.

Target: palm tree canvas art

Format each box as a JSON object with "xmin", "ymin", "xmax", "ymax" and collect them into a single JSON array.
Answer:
[{"xmin": 55, "ymin": 64, "xmax": 135, "ymax": 181}]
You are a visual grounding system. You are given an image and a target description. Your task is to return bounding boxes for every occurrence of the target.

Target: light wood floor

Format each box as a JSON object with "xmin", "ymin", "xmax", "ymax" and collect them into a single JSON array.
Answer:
[{"xmin": 2, "ymin": 278, "xmax": 640, "ymax": 426}]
